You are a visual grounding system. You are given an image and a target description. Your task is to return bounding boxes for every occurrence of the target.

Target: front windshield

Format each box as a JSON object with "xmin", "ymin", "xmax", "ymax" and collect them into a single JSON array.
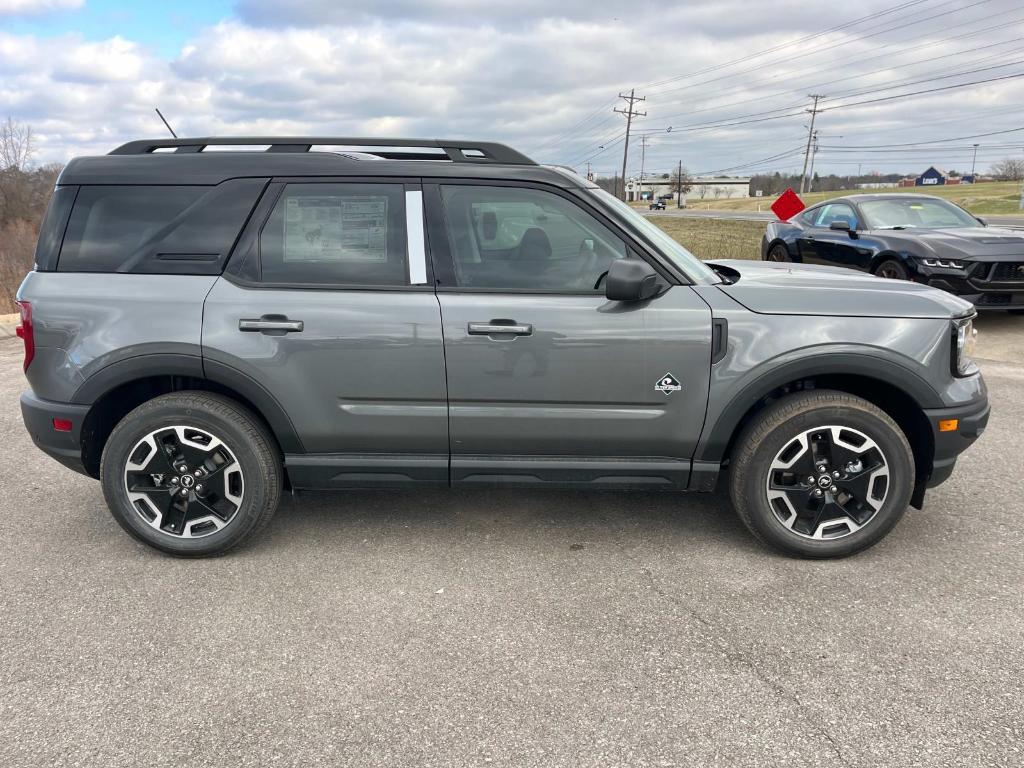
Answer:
[
  {"xmin": 859, "ymin": 197, "xmax": 981, "ymax": 230},
  {"xmin": 586, "ymin": 188, "xmax": 719, "ymax": 283}
]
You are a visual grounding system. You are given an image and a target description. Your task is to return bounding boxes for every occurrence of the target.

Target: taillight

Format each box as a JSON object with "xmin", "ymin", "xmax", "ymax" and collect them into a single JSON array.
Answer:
[{"xmin": 15, "ymin": 300, "xmax": 34, "ymax": 372}]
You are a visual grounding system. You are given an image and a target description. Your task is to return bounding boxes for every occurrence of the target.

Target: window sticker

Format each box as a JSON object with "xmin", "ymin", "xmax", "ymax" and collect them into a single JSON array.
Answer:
[{"xmin": 283, "ymin": 196, "xmax": 388, "ymax": 262}]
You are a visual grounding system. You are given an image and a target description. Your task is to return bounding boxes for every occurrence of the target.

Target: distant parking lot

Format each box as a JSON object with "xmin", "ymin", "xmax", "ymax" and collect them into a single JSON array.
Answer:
[{"xmin": 1, "ymin": 317, "xmax": 1022, "ymax": 766}]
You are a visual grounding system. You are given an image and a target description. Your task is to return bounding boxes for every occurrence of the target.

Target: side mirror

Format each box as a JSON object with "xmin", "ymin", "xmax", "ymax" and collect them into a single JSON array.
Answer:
[
  {"xmin": 829, "ymin": 220, "xmax": 858, "ymax": 238},
  {"xmin": 605, "ymin": 259, "xmax": 660, "ymax": 302}
]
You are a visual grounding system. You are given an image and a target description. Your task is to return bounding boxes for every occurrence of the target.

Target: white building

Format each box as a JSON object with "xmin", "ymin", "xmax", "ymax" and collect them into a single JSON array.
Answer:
[{"xmin": 624, "ymin": 175, "xmax": 751, "ymax": 203}]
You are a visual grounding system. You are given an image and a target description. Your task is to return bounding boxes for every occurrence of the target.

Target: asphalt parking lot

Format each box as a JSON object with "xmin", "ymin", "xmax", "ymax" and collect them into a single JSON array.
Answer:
[{"xmin": 1, "ymin": 317, "xmax": 1022, "ymax": 768}]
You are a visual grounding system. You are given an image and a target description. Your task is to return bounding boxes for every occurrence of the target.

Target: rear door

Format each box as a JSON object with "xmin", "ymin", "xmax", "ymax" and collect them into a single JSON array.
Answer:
[
  {"xmin": 203, "ymin": 178, "xmax": 449, "ymax": 487},
  {"xmin": 424, "ymin": 181, "xmax": 713, "ymax": 488}
]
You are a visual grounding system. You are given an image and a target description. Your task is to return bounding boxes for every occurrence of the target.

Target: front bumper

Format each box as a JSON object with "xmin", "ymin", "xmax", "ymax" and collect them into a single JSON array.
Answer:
[
  {"xmin": 20, "ymin": 390, "xmax": 91, "ymax": 476},
  {"xmin": 921, "ymin": 261, "xmax": 1024, "ymax": 310},
  {"xmin": 922, "ymin": 395, "xmax": 990, "ymax": 488}
]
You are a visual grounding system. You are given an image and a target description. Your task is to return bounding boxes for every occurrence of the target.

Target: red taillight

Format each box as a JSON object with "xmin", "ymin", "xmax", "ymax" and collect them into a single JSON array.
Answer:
[
  {"xmin": 15, "ymin": 300, "xmax": 34, "ymax": 372},
  {"xmin": 52, "ymin": 418, "xmax": 72, "ymax": 432}
]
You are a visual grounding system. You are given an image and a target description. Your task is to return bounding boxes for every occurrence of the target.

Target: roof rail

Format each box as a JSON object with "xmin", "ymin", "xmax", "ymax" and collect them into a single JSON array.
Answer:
[{"xmin": 108, "ymin": 137, "xmax": 535, "ymax": 165}]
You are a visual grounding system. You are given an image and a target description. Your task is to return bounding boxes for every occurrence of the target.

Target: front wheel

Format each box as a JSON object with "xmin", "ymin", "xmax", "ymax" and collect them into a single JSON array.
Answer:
[
  {"xmin": 873, "ymin": 258, "xmax": 909, "ymax": 280},
  {"xmin": 729, "ymin": 390, "xmax": 914, "ymax": 558},
  {"xmin": 100, "ymin": 392, "xmax": 281, "ymax": 556}
]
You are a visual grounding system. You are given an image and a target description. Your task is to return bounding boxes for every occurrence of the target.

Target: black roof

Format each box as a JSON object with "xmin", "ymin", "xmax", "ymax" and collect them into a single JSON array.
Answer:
[
  {"xmin": 807, "ymin": 193, "xmax": 948, "ymax": 206},
  {"xmin": 58, "ymin": 136, "xmax": 581, "ymax": 187}
]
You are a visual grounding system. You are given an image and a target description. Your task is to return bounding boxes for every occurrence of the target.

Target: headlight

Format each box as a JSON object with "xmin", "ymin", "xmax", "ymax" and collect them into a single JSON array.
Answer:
[
  {"xmin": 952, "ymin": 316, "xmax": 978, "ymax": 376},
  {"xmin": 922, "ymin": 257, "xmax": 964, "ymax": 269}
]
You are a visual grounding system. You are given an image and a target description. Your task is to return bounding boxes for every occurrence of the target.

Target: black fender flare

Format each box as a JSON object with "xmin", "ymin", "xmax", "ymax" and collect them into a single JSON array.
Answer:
[
  {"xmin": 71, "ymin": 353, "xmax": 304, "ymax": 453},
  {"xmin": 696, "ymin": 352, "xmax": 943, "ymax": 464}
]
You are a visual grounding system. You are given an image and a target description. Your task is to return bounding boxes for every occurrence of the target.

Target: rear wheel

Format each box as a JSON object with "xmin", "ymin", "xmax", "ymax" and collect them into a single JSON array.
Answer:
[
  {"xmin": 768, "ymin": 244, "xmax": 791, "ymax": 262},
  {"xmin": 100, "ymin": 392, "xmax": 281, "ymax": 557},
  {"xmin": 729, "ymin": 390, "xmax": 914, "ymax": 558},
  {"xmin": 873, "ymin": 258, "xmax": 909, "ymax": 280}
]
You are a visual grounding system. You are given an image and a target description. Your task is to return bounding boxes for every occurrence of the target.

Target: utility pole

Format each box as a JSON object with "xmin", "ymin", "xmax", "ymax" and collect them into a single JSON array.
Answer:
[
  {"xmin": 799, "ymin": 94, "xmax": 824, "ymax": 194},
  {"xmin": 807, "ymin": 130, "xmax": 820, "ymax": 193},
  {"xmin": 676, "ymin": 159, "xmax": 683, "ymax": 208},
  {"xmin": 638, "ymin": 134, "xmax": 649, "ymax": 202},
  {"xmin": 585, "ymin": 161, "xmax": 593, "ymax": 182},
  {"xmin": 971, "ymin": 144, "xmax": 979, "ymax": 179},
  {"xmin": 614, "ymin": 89, "xmax": 646, "ymax": 200}
]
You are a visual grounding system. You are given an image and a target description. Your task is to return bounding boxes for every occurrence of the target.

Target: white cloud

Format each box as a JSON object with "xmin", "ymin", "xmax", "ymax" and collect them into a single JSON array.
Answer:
[
  {"xmin": 0, "ymin": 0, "xmax": 82, "ymax": 15},
  {"xmin": 3, "ymin": 0, "xmax": 1024, "ymax": 177}
]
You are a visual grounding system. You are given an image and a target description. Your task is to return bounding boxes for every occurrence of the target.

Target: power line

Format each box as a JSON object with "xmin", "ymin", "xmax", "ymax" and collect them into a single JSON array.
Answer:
[
  {"xmin": 642, "ymin": 0, "xmax": 994, "ymax": 100},
  {"xmin": 549, "ymin": 1, "xmax": 1013, "ymax": 166},
  {"xmin": 636, "ymin": 0, "xmax": 934, "ymax": 93},
  {"xmin": 816, "ymin": 126, "xmax": 1024, "ymax": 149},
  {"xmin": 826, "ymin": 70, "xmax": 1024, "ymax": 111},
  {"xmin": 542, "ymin": 0, "xmax": 982, "ymax": 162}
]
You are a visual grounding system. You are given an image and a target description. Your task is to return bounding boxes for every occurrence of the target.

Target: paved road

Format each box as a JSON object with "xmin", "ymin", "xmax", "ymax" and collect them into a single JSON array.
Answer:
[
  {"xmin": 647, "ymin": 209, "xmax": 1024, "ymax": 228},
  {"xmin": 1, "ymin": 325, "xmax": 1022, "ymax": 768}
]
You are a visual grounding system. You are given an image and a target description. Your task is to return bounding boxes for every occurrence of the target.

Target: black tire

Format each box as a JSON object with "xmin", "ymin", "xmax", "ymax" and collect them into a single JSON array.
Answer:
[
  {"xmin": 100, "ymin": 392, "xmax": 281, "ymax": 557},
  {"xmin": 873, "ymin": 258, "xmax": 909, "ymax": 280},
  {"xmin": 1009, "ymin": 309, "xmax": 1024, "ymax": 315},
  {"xmin": 729, "ymin": 390, "xmax": 914, "ymax": 558},
  {"xmin": 767, "ymin": 244, "xmax": 791, "ymax": 262}
]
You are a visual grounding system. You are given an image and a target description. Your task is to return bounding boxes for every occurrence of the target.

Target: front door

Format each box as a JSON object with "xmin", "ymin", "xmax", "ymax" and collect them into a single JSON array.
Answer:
[
  {"xmin": 425, "ymin": 181, "xmax": 713, "ymax": 488},
  {"xmin": 203, "ymin": 180, "xmax": 449, "ymax": 487},
  {"xmin": 800, "ymin": 202, "xmax": 862, "ymax": 268}
]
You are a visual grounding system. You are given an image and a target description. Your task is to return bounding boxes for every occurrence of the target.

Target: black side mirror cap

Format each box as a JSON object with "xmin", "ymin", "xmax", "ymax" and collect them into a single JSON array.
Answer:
[
  {"xmin": 605, "ymin": 259, "xmax": 661, "ymax": 302},
  {"xmin": 829, "ymin": 220, "xmax": 858, "ymax": 238}
]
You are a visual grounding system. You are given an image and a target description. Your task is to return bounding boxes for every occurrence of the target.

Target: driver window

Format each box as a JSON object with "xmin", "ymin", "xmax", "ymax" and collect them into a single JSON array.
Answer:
[
  {"xmin": 813, "ymin": 203, "xmax": 858, "ymax": 229},
  {"xmin": 439, "ymin": 185, "xmax": 627, "ymax": 290}
]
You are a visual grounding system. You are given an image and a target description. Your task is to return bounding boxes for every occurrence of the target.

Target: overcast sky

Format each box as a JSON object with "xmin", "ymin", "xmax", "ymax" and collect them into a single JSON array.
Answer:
[{"xmin": 2, "ymin": 0, "xmax": 1023, "ymax": 178}]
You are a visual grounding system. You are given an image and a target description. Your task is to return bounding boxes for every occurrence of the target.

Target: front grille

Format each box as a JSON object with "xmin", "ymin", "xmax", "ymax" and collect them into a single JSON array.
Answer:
[
  {"xmin": 978, "ymin": 293, "xmax": 1012, "ymax": 305},
  {"xmin": 988, "ymin": 262, "xmax": 1024, "ymax": 282}
]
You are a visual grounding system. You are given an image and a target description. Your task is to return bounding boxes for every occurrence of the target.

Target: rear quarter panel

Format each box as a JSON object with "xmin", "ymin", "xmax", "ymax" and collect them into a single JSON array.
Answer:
[{"xmin": 16, "ymin": 271, "xmax": 216, "ymax": 402}]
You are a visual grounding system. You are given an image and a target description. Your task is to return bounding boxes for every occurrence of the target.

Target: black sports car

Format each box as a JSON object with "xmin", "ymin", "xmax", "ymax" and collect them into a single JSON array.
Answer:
[{"xmin": 762, "ymin": 193, "xmax": 1024, "ymax": 310}]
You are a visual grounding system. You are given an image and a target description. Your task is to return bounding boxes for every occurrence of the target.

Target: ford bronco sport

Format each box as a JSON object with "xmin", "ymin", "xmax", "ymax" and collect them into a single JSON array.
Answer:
[{"xmin": 16, "ymin": 137, "xmax": 990, "ymax": 558}]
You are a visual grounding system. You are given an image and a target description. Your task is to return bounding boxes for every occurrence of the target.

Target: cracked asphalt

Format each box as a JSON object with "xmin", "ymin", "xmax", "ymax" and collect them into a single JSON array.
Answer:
[{"xmin": 1, "ymin": 323, "xmax": 1022, "ymax": 768}]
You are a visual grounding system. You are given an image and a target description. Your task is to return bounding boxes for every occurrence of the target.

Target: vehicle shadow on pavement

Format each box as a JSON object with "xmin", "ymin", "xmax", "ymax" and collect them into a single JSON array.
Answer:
[{"xmin": 246, "ymin": 486, "xmax": 766, "ymax": 558}]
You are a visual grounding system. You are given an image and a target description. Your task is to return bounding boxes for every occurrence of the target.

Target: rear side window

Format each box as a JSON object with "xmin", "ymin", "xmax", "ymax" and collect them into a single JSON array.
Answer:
[
  {"xmin": 58, "ymin": 179, "xmax": 266, "ymax": 274},
  {"xmin": 258, "ymin": 183, "xmax": 408, "ymax": 286}
]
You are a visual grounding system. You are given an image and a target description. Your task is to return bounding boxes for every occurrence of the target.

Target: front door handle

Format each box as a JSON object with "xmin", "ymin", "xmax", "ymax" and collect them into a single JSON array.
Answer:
[
  {"xmin": 468, "ymin": 321, "xmax": 533, "ymax": 336},
  {"xmin": 239, "ymin": 317, "xmax": 304, "ymax": 333}
]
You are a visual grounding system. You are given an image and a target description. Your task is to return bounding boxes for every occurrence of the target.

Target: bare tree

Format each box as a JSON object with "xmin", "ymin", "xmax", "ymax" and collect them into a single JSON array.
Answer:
[
  {"xmin": 669, "ymin": 165, "xmax": 693, "ymax": 195},
  {"xmin": 990, "ymin": 157, "xmax": 1024, "ymax": 181},
  {"xmin": 0, "ymin": 118, "xmax": 34, "ymax": 171}
]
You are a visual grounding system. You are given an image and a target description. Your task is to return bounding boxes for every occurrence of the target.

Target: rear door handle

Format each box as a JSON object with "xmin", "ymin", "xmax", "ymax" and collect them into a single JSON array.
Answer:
[
  {"xmin": 468, "ymin": 321, "xmax": 533, "ymax": 336},
  {"xmin": 239, "ymin": 317, "xmax": 304, "ymax": 333}
]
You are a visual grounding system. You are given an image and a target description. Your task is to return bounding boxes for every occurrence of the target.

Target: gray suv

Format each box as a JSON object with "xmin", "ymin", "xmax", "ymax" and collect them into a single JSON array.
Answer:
[{"xmin": 15, "ymin": 137, "xmax": 989, "ymax": 558}]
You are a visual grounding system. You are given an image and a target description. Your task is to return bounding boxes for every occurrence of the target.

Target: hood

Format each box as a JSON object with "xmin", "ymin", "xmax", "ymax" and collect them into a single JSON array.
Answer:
[
  {"xmin": 872, "ymin": 226, "xmax": 1024, "ymax": 260},
  {"xmin": 709, "ymin": 260, "xmax": 974, "ymax": 319}
]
